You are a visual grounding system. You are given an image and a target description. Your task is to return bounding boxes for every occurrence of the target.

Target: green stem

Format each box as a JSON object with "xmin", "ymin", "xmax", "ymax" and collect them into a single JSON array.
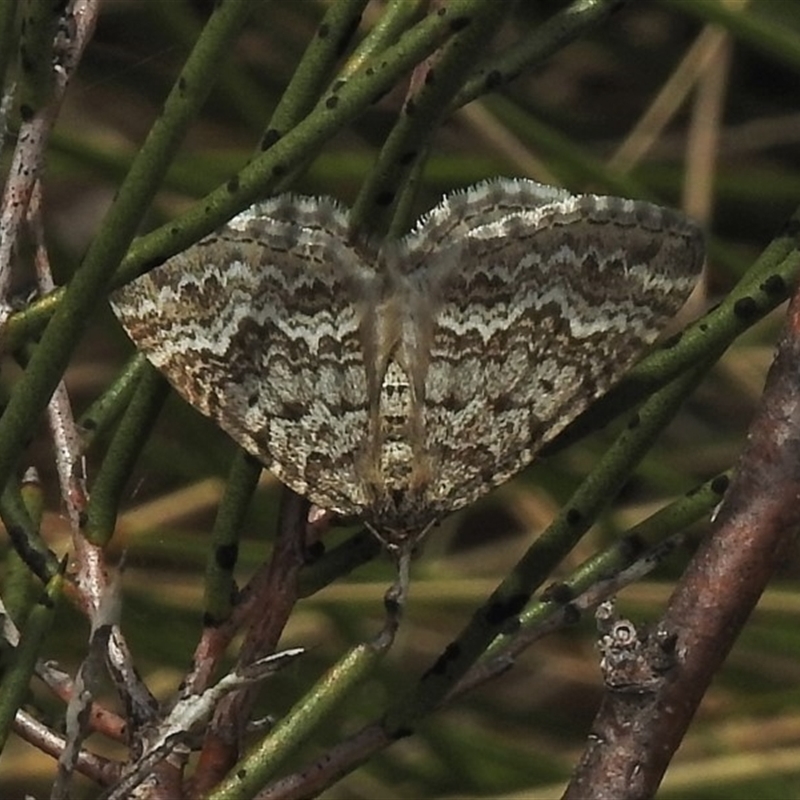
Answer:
[
  {"xmin": 454, "ymin": 0, "xmax": 631, "ymax": 109},
  {"xmin": 16, "ymin": 0, "xmax": 62, "ymax": 116},
  {"xmin": 2, "ymin": 473, "xmax": 48, "ymax": 625},
  {"xmin": 483, "ymin": 469, "xmax": 732, "ymax": 666},
  {"xmin": 0, "ymin": 566, "xmax": 63, "ymax": 753},
  {"xmin": 342, "ymin": 0, "xmax": 427, "ymax": 77},
  {"xmin": 209, "ymin": 634, "xmax": 394, "ymax": 800},
  {"xmin": 78, "ymin": 352, "xmax": 150, "ymax": 451},
  {"xmin": 350, "ymin": 0, "xmax": 508, "ymax": 237},
  {"xmin": 84, "ymin": 363, "xmax": 168, "ymax": 546},
  {"xmin": 298, "ymin": 528, "xmax": 381, "ymax": 599},
  {"xmin": 0, "ymin": 477, "xmax": 59, "ymax": 584},
  {"xmin": 262, "ymin": 0, "xmax": 370, "ymax": 146},
  {"xmin": 204, "ymin": 451, "xmax": 262, "ymax": 625}
]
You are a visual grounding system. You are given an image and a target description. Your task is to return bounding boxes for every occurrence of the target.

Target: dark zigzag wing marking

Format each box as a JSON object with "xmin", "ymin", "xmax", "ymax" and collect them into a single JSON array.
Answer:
[
  {"xmin": 112, "ymin": 180, "xmax": 704, "ymax": 538},
  {"xmin": 398, "ymin": 182, "xmax": 704, "ymax": 516},
  {"xmin": 111, "ymin": 198, "xmax": 379, "ymax": 517}
]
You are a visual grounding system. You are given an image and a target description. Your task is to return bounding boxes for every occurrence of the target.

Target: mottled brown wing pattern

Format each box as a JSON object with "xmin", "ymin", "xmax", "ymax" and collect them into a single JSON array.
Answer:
[
  {"xmin": 111, "ymin": 178, "xmax": 704, "ymax": 541},
  {"xmin": 398, "ymin": 181, "xmax": 704, "ymax": 516},
  {"xmin": 111, "ymin": 195, "xmax": 380, "ymax": 517}
]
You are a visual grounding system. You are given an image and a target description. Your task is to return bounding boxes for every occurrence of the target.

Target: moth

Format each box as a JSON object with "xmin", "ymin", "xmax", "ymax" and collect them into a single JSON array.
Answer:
[{"xmin": 111, "ymin": 178, "xmax": 704, "ymax": 551}]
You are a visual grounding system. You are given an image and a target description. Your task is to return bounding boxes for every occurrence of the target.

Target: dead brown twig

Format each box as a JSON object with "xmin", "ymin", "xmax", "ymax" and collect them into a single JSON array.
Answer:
[{"xmin": 565, "ymin": 217, "xmax": 800, "ymax": 800}]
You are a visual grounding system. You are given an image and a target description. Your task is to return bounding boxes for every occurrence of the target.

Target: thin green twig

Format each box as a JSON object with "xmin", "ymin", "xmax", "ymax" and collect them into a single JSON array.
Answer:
[
  {"xmin": 0, "ymin": 476, "xmax": 59, "ymax": 584},
  {"xmin": 0, "ymin": 565, "xmax": 63, "ymax": 753},
  {"xmin": 341, "ymin": 0, "xmax": 427, "ymax": 77},
  {"xmin": 1, "ymin": 473, "xmax": 48, "ymax": 624},
  {"xmin": 78, "ymin": 352, "xmax": 150, "ymax": 452},
  {"xmin": 84, "ymin": 363, "xmax": 168, "ymax": 546},
  {"xmin": 16, "ymin": 0, "xmax": 61, "ymax": 116},
  {"xmin": 209, "ymin": 624, "xmax": 398, "ymax": 800},
  {"xmin": 262, "ymin": 0, "xmax": 370, "ymax": 146},
  {"xmin": 479, "ymin": 469, "xmax": 732, "ymax": 669},
  {"xmin": 149, "ymin": 1, "xmax": 268, "ymax": 132},
  {"xmin": 454, "ymin": 0, "xmax": 631, "ymax": 109},
  {"xmin": 204, "ymin": 451, "xmax": 263, "ymax": 625},
  {"xmin": 349, "ymin": 0, "xmax": 508, "ymax": 237},
  {"xmin": 298, "ymin": 528, "xmax": 381, "ymax": 598}
]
